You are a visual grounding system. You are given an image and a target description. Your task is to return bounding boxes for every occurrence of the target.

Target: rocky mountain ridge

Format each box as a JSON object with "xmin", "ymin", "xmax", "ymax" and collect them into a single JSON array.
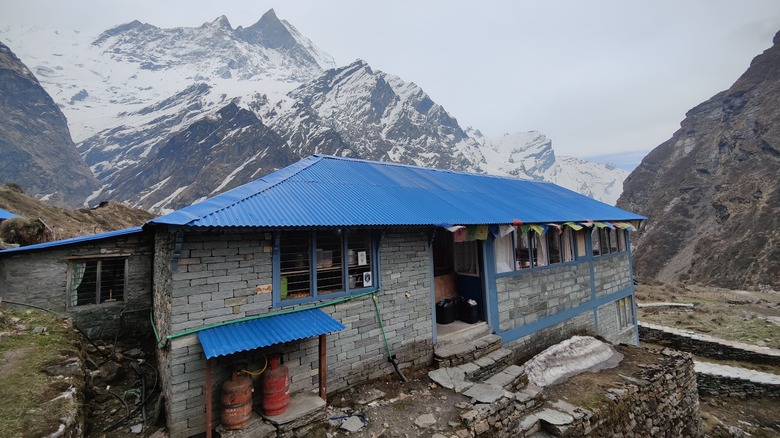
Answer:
[
  {"xmin": 0, "ymin": 42, "xmax": 99, "ymax": 207},
  {"xmin": 618, "ymin": 30, "xmax": 780, "ymax": 290},
  {"xmin": 2, "ymin": 10, "xmax": 627, "ymax": 212}
]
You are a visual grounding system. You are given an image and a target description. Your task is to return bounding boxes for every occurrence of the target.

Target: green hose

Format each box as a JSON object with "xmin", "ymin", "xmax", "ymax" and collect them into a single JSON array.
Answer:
[{"xmin": 371, "ymin": 293, "xmax": 408, "ymax": 382}]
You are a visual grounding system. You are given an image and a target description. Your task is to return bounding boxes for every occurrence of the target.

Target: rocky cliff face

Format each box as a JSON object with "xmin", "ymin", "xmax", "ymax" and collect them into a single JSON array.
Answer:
[
  {"xmin": 0, "ymin": 42, "xmax": 98, "ymax": 207},
  {"xmin": 618, "ymin": 31, "xmax": 780, "ymax": 290}
]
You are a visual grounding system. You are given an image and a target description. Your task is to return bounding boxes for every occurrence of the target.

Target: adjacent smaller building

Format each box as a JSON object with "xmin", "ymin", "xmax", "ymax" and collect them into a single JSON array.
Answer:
[{"xmin": 0, "ymin": 227, "xmax": 153, "ymax": 339}]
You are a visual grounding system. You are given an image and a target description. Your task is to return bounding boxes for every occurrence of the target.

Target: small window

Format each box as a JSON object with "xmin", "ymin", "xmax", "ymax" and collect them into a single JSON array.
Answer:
[
  {"xmin": 616, "ymin": 296, "xmax": 634, "ymax": 328},
  {"xmin": 279, "ymin": 229, "xmax": 375, "ymax": 303},
  {"xmin": 69, "ymin": 258, "xmax": 126, "ymax": 306}
]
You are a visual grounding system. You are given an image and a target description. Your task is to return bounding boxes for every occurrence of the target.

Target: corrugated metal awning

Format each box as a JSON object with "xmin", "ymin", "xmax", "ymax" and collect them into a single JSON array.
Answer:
[{"xmin": 197, "ymin": 308, "xmax": 346, "ymax": 359}]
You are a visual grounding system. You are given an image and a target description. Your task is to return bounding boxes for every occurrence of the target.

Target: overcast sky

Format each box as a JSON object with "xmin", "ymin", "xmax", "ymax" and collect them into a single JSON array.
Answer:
[{"xmin": 2, "ymin": 1, "xmax": 780, "ymax": 160}]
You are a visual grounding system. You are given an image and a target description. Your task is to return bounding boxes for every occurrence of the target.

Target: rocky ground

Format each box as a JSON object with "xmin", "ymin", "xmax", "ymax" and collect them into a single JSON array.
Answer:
[{"xmin": 3, "ymin": 283, "xmax": 779, "ymax": 437}]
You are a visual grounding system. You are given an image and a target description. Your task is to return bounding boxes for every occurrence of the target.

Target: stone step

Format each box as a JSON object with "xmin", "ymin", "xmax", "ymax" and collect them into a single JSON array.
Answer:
[
  {"xmin": 483, "ymin": 364, "xmax": 528, "ymax": 391},
  {"xmin": 434, "ymin": 333, "xmax": 502, "ymax": 368},
  {"xmin": 435, "ymin": 321, "xmax": 491, "ymax": 349},
  {"xmin": 463, "ymin": 348, "xmax": 516, "ymax": 383}
]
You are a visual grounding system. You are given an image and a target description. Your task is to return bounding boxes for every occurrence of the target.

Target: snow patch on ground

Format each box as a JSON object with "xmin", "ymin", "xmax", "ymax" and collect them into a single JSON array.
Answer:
[{"xmin": 525, "ymin": 335, "xmax": 623, "ymax": 387}]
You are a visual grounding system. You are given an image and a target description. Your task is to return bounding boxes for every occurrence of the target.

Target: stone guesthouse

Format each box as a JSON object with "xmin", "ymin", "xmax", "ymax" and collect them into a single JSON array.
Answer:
[{"xmin": 0, "ymin": 155, "xmax": 644, "ymax": 437}]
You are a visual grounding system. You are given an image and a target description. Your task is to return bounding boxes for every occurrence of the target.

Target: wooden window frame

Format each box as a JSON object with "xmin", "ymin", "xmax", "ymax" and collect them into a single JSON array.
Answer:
[{"xmin": 66, "ymin": 257, "xmax": 128, "ymax": 307}]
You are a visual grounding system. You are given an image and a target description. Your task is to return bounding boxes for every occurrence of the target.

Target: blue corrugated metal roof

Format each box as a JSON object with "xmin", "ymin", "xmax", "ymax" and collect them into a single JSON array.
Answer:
[
  {"xmin": 0, "ymin": 208, "xmax": 18, "ymax": 220},
  {"xmin": 151, "ymin": 155, "xmax": 645, "ymax": 228},
  {"xmin": 0, "ymin": 226, "xmax": 144, "ymax": 255},
  {"xmin": 197, "ymin": 308, "xmax": 346, "ymax": 359}
]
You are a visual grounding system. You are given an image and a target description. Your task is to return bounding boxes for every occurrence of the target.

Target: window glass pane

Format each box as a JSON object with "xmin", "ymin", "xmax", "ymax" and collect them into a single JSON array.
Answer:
[
  {"xmin": 600, "ymin": 228, "xmax": 610, "ymax": 255},
  {"xmin": 454, "ymin": 241, "xmax": 478, "ymax": 275},
  {"xmin": 609, "ymin": 229, "xmax": 619, "ymax": 253},
  {"xmin": 617, "ymin": 230, "xmax": 627, "ymax": 252},
  {"xmin": 348, "ymin": 230, "xmax": 373, "ymax": 289},
  {"xmin": 546, "ymin": 231, "xmax": 561, "ymax": 264},
  {"xmin": 516, "ymin": 231, "xmax": 531, "ymax": 269},
  {"xmin": 531, "ymin": 233, "xmax": 547, "ymax": 267},
  {"xmin": 74, "ymin": 261, "xmax": 98, "ymax": 306},
  {"xmin": 100, "ymin": 259, "xmax": 125, "ymax": 302},
  {"xmin": 576, "ymin": 230, "xmax": 587, "ymax": 257},
  {"xmin": 316, "ymin": 230, "xmax": 343, "ymax": 294},
  {"xmin": 280, "ymin": 231, "xmax": 312, "ymax": 300},
  {"xmin": 495, "ymin": 231, "xmax": 514, "ymax": 273},
  {"xmin": 562, "ymin": 228, "xmax": 575, "ymax": 262}
]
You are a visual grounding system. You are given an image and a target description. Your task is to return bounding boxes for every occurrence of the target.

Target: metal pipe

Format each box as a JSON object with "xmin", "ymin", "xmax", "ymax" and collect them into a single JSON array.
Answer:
[
  {"xmin": 205, "ymin": 359, "xmax": 213, "ymax": 438},
  {"xmin": 319, "ymin": 334, "xmax": 326, "ymax": 401}
]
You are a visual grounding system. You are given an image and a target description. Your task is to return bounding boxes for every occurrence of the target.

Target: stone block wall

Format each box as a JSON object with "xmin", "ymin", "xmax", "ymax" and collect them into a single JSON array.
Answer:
[
  {"xmin": 496, "ymin": 262, "xmax": 591, "ymax": 333},
  {"xmin": 597, "ymin": 301, "xmax": 637, "ymax": 345},
  {"xmin": 0, "ymin": 232, "xmax": 154, "ymax": 339},
  {"xmin": 506, "ymin": 312, "xmax": 595, "ymax": 363},
  {"xmin": 559, "ymin": 349, "xmax": 702, "ymax": 437},
  {"xmin": 153, "ymin": 228, "xmax": 433, "ymax": 438},
  {"xmin": 697, "ymin": 372, "xmax": 780, "ymax": 398},
  {"xmin": 638, "ymin": 322, "xmax": 780, "ymax": 365},
  {"xmin": 593, "ymin": 253, "xmax": 631, "ymax": 298}
]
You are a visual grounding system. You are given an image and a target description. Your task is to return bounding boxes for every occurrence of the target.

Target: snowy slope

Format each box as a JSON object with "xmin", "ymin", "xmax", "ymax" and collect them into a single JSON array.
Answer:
[
  {"xmin": 476, "ymin": 130, "xmax": 628, "ymax": 205},
  {"xmin": 1, "ymin": 9, "xmax": 334, "ymax": 143}
]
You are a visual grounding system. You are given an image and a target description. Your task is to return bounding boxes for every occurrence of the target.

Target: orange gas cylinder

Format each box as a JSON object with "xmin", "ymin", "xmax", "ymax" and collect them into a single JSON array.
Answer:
[
  {"xmin": 262, "ymin": 355, "xmax": 290, "ymax": 416},
  {"xmin": 220, "ymin": 370, "xmax": 254, "ymax": 430}
]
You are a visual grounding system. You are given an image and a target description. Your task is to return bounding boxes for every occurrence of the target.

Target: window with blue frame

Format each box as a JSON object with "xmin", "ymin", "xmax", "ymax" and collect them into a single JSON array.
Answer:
[
  {"xmin": 495, "ymin": 226, "xmax": 578, "ymax": 274},
  {"xmin": 278, "ymin": 229, "xmax": 375, "ymax": 302},
  {"xmin": 592, "ymin": 227, "xmax": 627, "ymax": 256}
]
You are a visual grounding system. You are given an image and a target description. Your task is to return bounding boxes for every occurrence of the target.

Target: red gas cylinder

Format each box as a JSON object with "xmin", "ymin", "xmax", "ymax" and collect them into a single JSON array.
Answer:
[
  {"xmin": 220, "ymin": 369, "xmax": 254, "ymax": 430},
  {"xmin": 262, "ymin": 355, "xmax": 290, "ymax": 416}
]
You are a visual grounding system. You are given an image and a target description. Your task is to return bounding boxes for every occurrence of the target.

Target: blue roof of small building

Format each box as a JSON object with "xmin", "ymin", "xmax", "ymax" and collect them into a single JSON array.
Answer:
[
  {"xmin": 197, "ymin": 308, "xmax": 346, "ymax": 359},
  {"xmin": 0, "ymin": 208, "xmax": 19, "ymax": 220},
  {"xmin": 152, "ymin": 155, "xmax": 644, "ymax": 228},
  {"xmin": 0, "ymin": 226, "xmax": 144, "ymax": 255}
]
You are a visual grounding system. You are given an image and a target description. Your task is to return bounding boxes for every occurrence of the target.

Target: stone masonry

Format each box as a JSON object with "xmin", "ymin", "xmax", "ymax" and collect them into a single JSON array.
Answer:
[
  {"xmin": 0, "ymin": 232, "xmax": 154, "ymax": 339},
  {"xmin": 152, "ymin": 229, "xmax": 433, "ymax": 438},
  {"xmin": 498, "ymin": 252, "xmax": 636, "ymax": 360},
  {"xmin": 496, "ymin": 262, "xmax": 591, "ymax": 333}
]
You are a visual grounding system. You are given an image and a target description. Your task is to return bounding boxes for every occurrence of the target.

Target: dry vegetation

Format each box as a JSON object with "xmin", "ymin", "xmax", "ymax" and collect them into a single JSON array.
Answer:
[
  {"xmin": 0, "ymin": 183, "xmax": 155, "ymax": 245},
  {"xmin": 636, "ymin": 282, "xmax": 780, "ymax": 437},
  {"xmin": 635, "ymin": 283, "xmax": 780, "ymax": 349}
]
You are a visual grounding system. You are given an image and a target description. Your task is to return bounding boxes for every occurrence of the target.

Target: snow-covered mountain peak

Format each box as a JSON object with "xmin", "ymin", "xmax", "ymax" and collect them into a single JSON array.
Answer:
[{"xmin": 479, "ymin": 130, "xmax": 556, "ymax": 177}]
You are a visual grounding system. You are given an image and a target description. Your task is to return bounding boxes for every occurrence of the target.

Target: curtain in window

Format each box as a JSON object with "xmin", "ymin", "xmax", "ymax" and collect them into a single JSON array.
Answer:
[
  {"xmin": 494, "ymin": 231, "xmax": 514, "ymax": 273},
  {"xmin": 534, "ymin": 233, "xmax": 548, "ymax": 266},
  {"xmin": 70, "ymin": 261, "xmax": 86, "ymax": 306},
  {"xmin": 562, "ymin": 228, "xmax": 575, "ymax": 261}
]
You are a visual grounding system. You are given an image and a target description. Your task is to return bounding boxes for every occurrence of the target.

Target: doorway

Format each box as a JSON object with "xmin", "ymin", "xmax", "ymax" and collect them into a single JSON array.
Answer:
[{"xmin": 432, "ymin": 229, "xmax": 487, "ymax": 340}]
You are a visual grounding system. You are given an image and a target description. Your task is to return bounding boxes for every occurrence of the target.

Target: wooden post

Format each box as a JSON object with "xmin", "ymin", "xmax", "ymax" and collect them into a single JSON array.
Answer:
[
  {"xmin": 205, "ymin": 358, "xmax": 213, "ymax": 438},
  {"xmin": 319, "ymin": 334, "xmax": 327, "ymax": 401}
]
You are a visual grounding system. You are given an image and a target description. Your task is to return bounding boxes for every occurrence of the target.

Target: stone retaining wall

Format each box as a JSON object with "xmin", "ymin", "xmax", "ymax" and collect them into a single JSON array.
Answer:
[
  {"xmin": 638, "ymin": 321, "xmax": 780, "ymax": 365},
  {"xmin": 548, "ymin": 348, "xmax": 702, "ymax": 437},
  {"xmin": 456, "ymin": 347, "xmax": 702, "ymax": 437},
  {"xmin": 697, "ymin": 372, "xmax": 780, "ymax": 398}
]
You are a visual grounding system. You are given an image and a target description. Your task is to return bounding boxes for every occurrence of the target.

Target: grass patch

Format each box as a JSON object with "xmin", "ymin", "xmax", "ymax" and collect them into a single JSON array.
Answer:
[{"xmin": 0, "ymin": 305, "xmax": 81, "ymax": 437}]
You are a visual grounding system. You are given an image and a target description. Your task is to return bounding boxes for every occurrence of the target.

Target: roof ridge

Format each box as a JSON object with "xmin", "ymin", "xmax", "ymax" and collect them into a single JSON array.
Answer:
[{"xmin": 314, "ymin": 154, "xmax": 538, "ymax": 183}]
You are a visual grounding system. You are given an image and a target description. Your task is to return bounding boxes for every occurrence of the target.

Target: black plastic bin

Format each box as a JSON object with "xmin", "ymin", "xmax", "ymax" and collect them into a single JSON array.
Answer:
[
  {"xmin": 458, "ymin": 298, "xmax": 479, "ymax": 324},
  {"xmin": 436, "ymin": 299, "xmax": 456, "ymax": 324}
]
